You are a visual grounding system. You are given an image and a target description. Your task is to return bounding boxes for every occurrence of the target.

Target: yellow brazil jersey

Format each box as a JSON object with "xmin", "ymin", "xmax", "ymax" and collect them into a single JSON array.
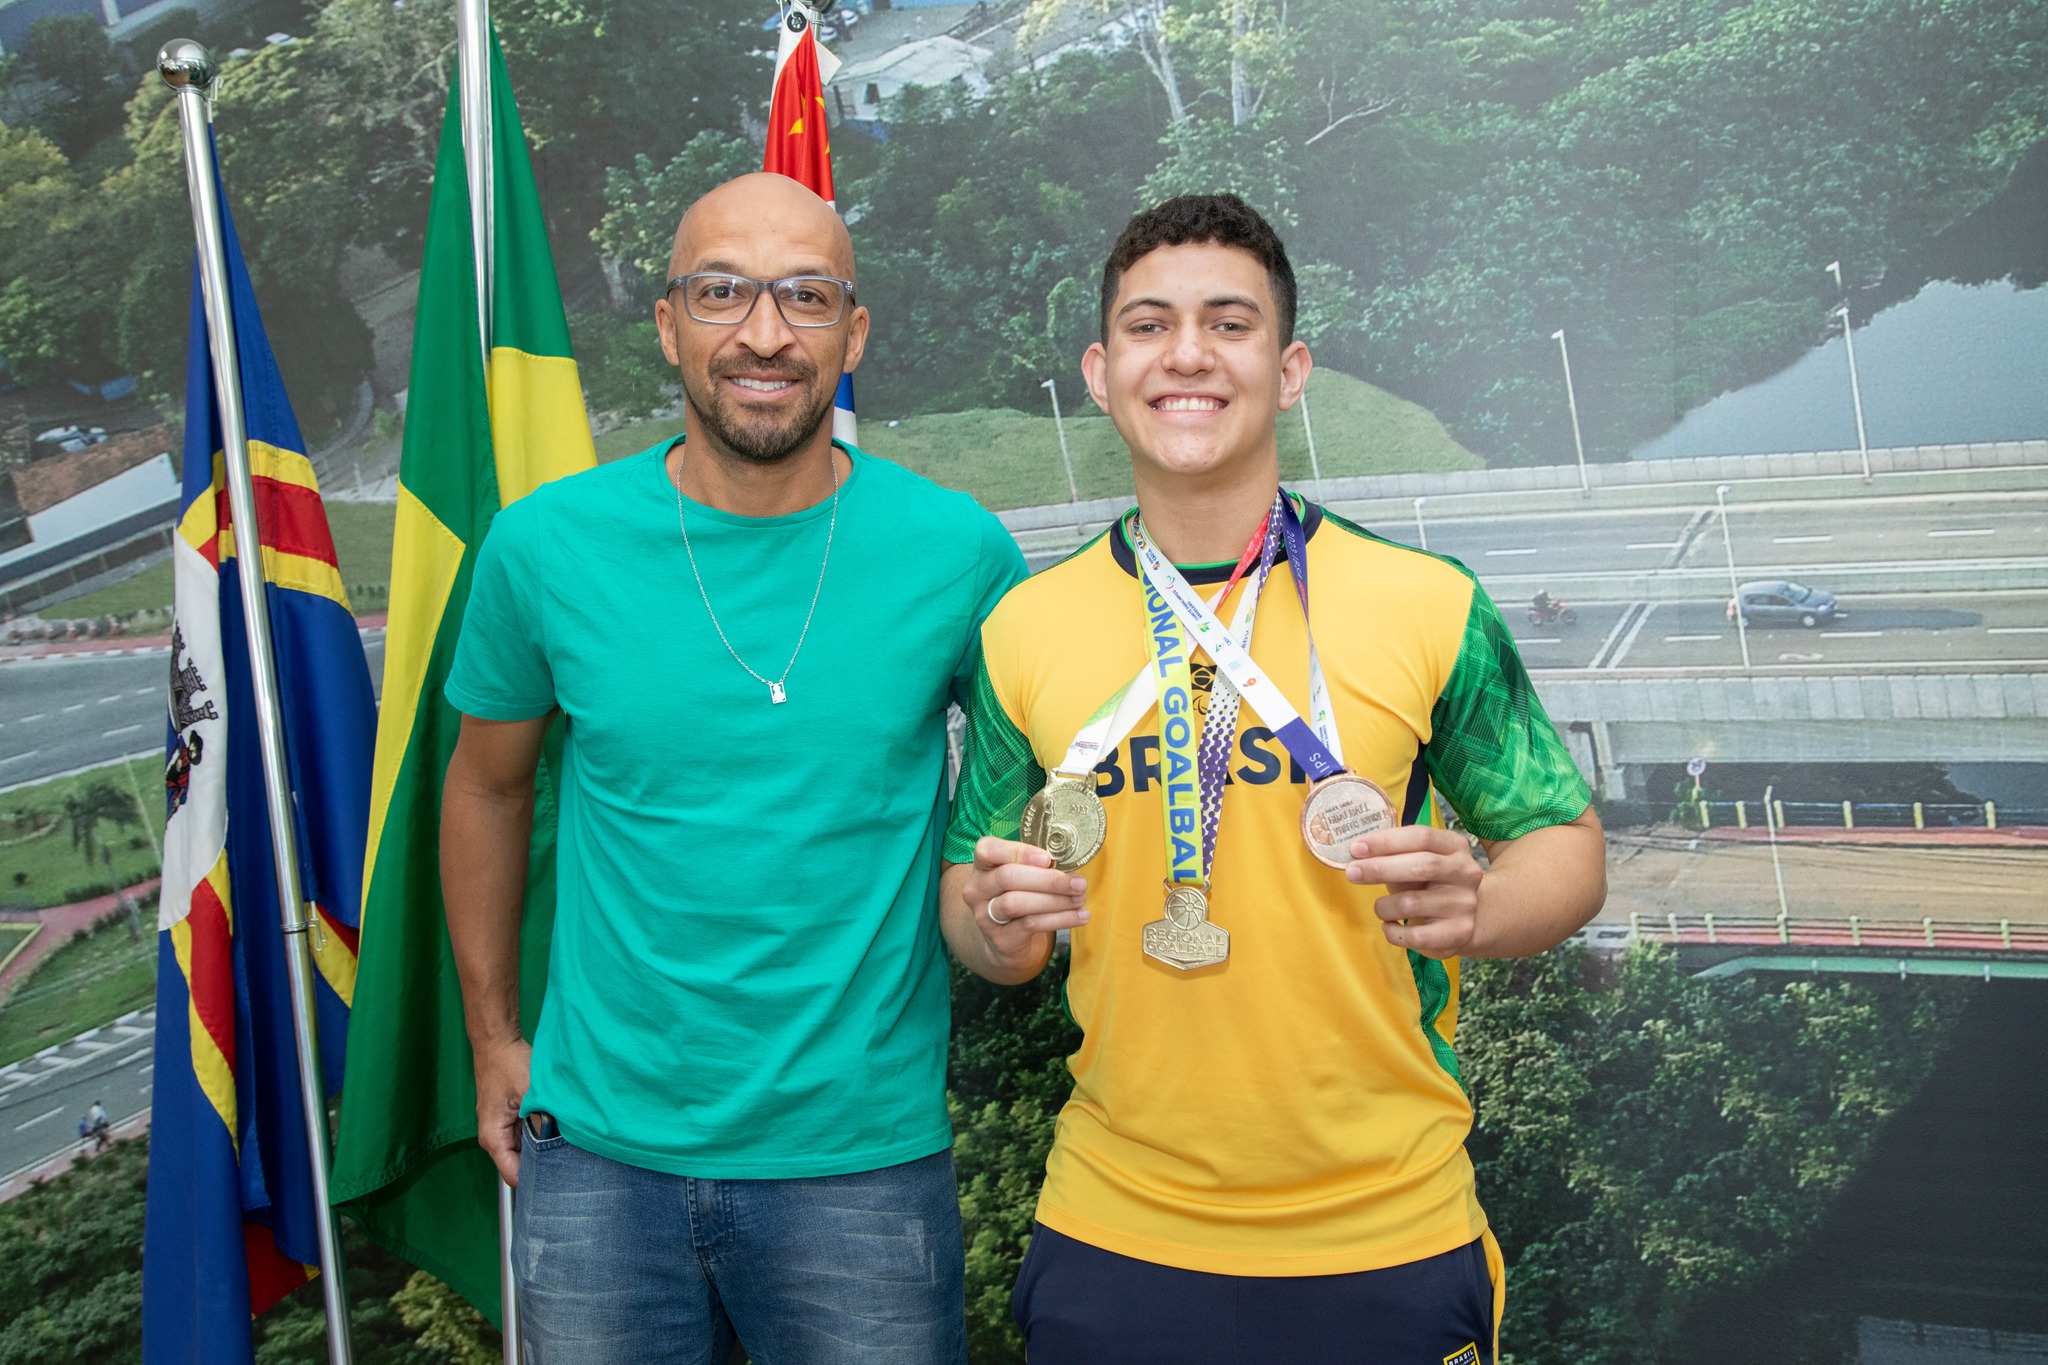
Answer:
[{"xmin": 944, "ymin": 500, "xmax": 1591, "ymax": 1277}]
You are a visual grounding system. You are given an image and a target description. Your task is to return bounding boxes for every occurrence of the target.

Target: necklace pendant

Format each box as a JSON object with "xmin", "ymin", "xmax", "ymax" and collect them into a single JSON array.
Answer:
[{"xmin": 769, "ymin": 681, "xmax": 787, "ymax": 704}]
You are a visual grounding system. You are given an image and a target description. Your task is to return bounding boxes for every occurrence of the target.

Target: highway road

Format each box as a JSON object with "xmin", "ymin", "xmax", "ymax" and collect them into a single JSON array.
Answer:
[
  {"xmin": 1510, "ymin": 591, "xmax": 2048, "ymax": 672},
  {"xmin": 0, "ymin": 1007, "xmax": 154, "ymax": 1183},
  {"xmin": 5, "ymin": 489, "xmax": 2045, "ymax": 789},
  {"xmin": 0, "ymin": 633, "xmax": 385, "ymax": 789},
  {"xmin": 1376, "ymin": 490, "xmax": 2048, "ymax": 583}
]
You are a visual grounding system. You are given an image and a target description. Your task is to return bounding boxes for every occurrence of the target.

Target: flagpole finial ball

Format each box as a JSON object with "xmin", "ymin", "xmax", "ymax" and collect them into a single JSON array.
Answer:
[{"xmin": 158, "ymin": 40, "xmax": 217, "ymax": 92}]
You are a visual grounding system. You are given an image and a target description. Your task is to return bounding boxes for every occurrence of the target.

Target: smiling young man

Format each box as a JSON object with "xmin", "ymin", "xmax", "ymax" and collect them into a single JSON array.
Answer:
[
  {"xmin": 441, "ymin": 172, "xmax": 1023, "ymax": 1364},
  {"xmin": 937, "ymin": 194, "xmax": 1607, "ymax": 1363}
]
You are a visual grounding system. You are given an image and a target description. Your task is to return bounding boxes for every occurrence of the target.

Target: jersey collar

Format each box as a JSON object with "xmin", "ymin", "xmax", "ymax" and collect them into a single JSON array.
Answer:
[{"xmin": 1107, "ymin": 494, "xmax": 1324, "ymax": 584}]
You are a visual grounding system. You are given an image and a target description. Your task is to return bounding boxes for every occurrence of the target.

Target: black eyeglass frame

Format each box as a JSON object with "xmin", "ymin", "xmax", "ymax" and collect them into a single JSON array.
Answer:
[{"xmin": 662, "ymin": 272, "xmax": 858, "ymax": 329}]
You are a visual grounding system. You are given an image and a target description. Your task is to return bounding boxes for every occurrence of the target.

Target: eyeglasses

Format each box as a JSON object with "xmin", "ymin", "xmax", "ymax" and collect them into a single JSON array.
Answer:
[{"xmin": 664, "ymin": 273, "xmax": 857, "ymax": 328}]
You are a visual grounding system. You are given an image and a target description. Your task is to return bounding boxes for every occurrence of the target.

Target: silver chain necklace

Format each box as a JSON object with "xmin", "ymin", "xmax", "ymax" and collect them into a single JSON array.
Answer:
[{"xmin": 673, "ymin": 447, "xmax": 839, "ymax": 704}]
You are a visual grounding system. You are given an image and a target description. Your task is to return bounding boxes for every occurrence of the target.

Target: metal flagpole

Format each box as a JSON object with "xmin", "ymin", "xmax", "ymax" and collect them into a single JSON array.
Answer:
[
  {"xmin": 158, "ymin": 40, "xmax": 356, "ymax": 1365},
  {"xmin": 451, "ymin": 3, "xmax": 522, "ymax": 1358}
]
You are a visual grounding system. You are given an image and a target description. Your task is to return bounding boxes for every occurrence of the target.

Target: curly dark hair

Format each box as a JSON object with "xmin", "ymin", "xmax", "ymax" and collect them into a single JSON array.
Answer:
[{"xmin": 1098, "ymin": 194, "xmax": 1297, "ymax": 345}]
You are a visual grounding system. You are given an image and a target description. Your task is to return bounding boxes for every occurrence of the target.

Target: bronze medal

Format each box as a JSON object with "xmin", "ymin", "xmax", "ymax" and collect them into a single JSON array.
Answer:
[
  {"xmin": 1021, "ymin": 775, "xmax": 1107, "ymax": 872},
  {"xmin": 1142, "ymin": 884, "xmax": 1229, "ymax": 970},
  {"xmin": 1300, "ymin": 772, "xmax": 1396, "ymax": 868}
]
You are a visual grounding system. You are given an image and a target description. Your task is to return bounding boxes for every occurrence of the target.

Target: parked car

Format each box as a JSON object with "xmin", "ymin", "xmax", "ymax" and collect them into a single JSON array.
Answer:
[
  {"xmin": 31, "ymin": 424, "xmax": 108, "ymax": 457},
  {"xmin": 1729, "ymin": 579, "xmax": 1842, "ymax": 628}
]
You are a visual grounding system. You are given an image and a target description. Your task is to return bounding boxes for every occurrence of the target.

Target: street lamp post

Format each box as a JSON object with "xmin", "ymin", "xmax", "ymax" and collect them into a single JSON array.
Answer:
[
  {"xmin": 1762, "ymin": 783, "xmax": 1791, "ymax": 920},
  {"xmin": 1297, "ymin": 372, "xmax": 1323, "ymax": 488},
  {"xmin": 1826, "ymin": 262, "xmax": 1872, "ymax": 484},
  {"xmin": 1715, "ymin": 483, "xmax": 1751, "ymax": 670},
  {"xmin": 1040, "ymin": 378, "xmax": 1079, "ymax": 510},
  {"xmin": 1412, "ymin": 495, "xmax": 1428, "ymax": 552},
  {"xmin": 1550, "ymin": 329, "xmax": 1590, "ymax": 496}
]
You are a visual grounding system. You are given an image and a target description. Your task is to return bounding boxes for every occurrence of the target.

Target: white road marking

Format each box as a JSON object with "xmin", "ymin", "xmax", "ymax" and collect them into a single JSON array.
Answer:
[
  {"xmin": 13, "ymin": 1107, "xmax": 62, "ymax": 1132},
  {"xmin": 61, "ymin": 704, "xmax": 83, "ymax": 713},
  {"xmin": 1987, "ymin": 627, "xmax": 2048, "ymax": 635},
  {"xmin": 1822, "ymin": 631, "xmax": 1883, "ymax": 639},
  {"xmin": 131, "ymin": 688, "xmax": 153, "ymax": 697},
  {"xmin": 116, "ymin": 1049, "xmax": 151, "ymax": 1068},
  {"xmin": 101, "ymin": 724, "xmax": 143, "ymax": 738},
  {"xmin": 1485, "ymin": 548, "xmax": 1541, "ymax": 557},
  {"xmin": 0, "ymin": 751, "xmax": 39, "ymax": 765},
  {"xmin": 1772, "ymin": 535, "xmax": 1834, "ymax": 544},
  {"xmin": 18, "ymin": 714, "xmax": 44, "ymax": 724},
  {"xmin": 1663, "ymin": 634, "xmax": 1723, "ymax": 643},
  {"xmin": 1626, "ymin": 541, "xmax": 1680, "ymax": 550},
  {"xmin": 98, "ymin": 695, "xmax": 121, "ymax": 704},
  {"xmin": 1517, "ymin": 637, "xmax": 1562, "ymax": 645},
  {"xmin": 1928, "ymin": 528, "xmax": 1994, "ymax": 538}
]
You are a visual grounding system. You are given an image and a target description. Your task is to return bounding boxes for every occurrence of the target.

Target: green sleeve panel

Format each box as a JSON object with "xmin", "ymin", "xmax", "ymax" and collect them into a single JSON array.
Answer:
[
  {"xmin": 1424, "ymin": 582, "xmax": 1592, "ymax": 841},
  {"xmin": 943, "ymin": 649, "xmax": 1045, "ymax": 864}
]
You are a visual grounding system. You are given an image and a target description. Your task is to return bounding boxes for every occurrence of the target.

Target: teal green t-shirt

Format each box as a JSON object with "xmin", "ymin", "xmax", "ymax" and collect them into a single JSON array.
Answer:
[{"xmin": 445, "ymin": 439, "xmax": 1026, "ymax": 1178}]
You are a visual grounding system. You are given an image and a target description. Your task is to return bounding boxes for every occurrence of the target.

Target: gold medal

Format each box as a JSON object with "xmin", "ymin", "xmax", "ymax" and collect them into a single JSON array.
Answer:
[
  {"xmin": 1021, "ymin": 774, "xmax": 1107, "ymax": 872},
  {"xmin": 1300, "ymin": 772, "xmax": 1396, "ymax": 868},
  {"xmin": 1142, "ymin": 884, "xmax": 1230, "ymax": 970}
]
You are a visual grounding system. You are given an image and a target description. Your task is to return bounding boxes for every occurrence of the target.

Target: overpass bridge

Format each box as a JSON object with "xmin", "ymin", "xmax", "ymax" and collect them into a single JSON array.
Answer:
[
  {"xmin": 1532, "ymin": 665, "xmax": 2048, "ymax": 800},
  {"xmin": 1579, "ymin": 914, "xmax": 2048, "ymax": 981}
]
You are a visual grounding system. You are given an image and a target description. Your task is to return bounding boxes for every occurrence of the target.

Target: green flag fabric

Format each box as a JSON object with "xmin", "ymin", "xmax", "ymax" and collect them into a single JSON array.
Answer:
[{"xmin": 330, "ymin": 33, "xmax": 596, "ymax": 1324}]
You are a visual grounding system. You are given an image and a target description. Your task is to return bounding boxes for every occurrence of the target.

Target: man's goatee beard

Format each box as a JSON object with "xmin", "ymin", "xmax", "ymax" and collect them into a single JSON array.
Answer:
[{"xmin": 686, "ymin": 362, "xmax": 836, "ymax": 464}]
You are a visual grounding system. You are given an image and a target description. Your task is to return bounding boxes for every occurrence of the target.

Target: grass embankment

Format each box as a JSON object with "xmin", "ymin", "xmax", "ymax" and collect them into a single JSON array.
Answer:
[
  {"xmin": 0, "ymin": 914, "xmax": 155, "ymax": 1066},
  {"xmin": 598, "ymin": 368, "xmax": 1480, "ymax": 509},
  {"xmin": 0, "ymin": 758, "xmax": 164, "ymax": 911},
  {"xmin": 52, "ymin": 371, "xmax": 1474, "ymax": 617},
  {"xmin": 0, "ymin": 923, "xmax": 34, "ymax": 972},
  {"xmin": 50, "ymin": 502, "xmax": 400, "ymax": 619}
]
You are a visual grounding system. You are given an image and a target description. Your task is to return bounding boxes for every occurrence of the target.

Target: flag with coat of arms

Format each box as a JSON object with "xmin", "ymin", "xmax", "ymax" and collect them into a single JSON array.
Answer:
[{"xmin": 141, "ymin": 137, "xmax": 378, "ymax": 1364}]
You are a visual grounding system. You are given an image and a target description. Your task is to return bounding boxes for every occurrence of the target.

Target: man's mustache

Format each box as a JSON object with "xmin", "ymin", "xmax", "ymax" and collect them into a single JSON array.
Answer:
[{"xmin": 708, "ymin": 355, "xmax": 818, "ymax": 385}]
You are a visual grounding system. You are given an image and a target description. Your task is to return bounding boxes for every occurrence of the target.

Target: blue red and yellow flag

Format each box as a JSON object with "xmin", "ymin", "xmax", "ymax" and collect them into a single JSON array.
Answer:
[{"xmin": 141, "ymin": 141, "xmax": 378, "ymax": 1364}]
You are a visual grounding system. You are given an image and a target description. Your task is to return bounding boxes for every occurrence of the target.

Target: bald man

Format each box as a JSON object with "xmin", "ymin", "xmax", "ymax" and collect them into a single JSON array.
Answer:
[{"xmin": 440, "ymin": 172, "xmax": 1023, "ymax": 1364}]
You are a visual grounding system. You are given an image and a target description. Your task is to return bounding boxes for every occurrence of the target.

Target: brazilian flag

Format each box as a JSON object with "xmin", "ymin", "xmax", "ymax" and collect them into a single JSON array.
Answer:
[{"xmin": 330, "ymin": 33, "xmax": 593, "ymax": 1322}]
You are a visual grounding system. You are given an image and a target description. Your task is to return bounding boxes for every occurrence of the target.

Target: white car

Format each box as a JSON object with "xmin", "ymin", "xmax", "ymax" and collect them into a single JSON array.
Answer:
[{"xmin": 32, "ymin": 424, "xmax": 109, "ymax": 455}]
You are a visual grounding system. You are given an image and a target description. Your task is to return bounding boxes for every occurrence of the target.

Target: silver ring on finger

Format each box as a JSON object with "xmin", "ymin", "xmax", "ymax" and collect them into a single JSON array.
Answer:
[{"xmin": 987, "ymin": 893, "xmax": 1012, "ymax": 927}]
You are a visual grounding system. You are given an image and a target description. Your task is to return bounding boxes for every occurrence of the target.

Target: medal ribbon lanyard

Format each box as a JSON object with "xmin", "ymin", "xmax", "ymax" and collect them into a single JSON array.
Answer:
[
  {"xmin": 1140, "ymin": 509, "xmax": 1281, "ymax": 889},
  {"xmin": 1047, "ymin": 513, "xmax": 1273, "ymax": 781},
  {"xmin": 1131, "ymin": 491, "xmax": 1347, "ymax": 784}
]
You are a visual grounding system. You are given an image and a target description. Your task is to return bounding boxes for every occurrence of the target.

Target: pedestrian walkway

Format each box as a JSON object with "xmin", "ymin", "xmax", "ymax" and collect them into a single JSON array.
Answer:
[{"xmin": 0, "ymin": 877, "xmax": 160, "ymax": 997}]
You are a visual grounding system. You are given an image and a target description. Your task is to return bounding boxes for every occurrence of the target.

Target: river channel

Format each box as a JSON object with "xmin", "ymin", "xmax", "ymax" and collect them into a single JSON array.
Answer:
[{"xmin": 1632, "ymin": 137, "xmax": 2048, "ymax": 462}]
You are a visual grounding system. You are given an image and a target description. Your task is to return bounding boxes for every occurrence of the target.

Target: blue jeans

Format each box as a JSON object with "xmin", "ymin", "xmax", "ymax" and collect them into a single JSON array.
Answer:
[{"xmin": 514, "ymin": 1131, "xmax": 967, "ymax": 1365}]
